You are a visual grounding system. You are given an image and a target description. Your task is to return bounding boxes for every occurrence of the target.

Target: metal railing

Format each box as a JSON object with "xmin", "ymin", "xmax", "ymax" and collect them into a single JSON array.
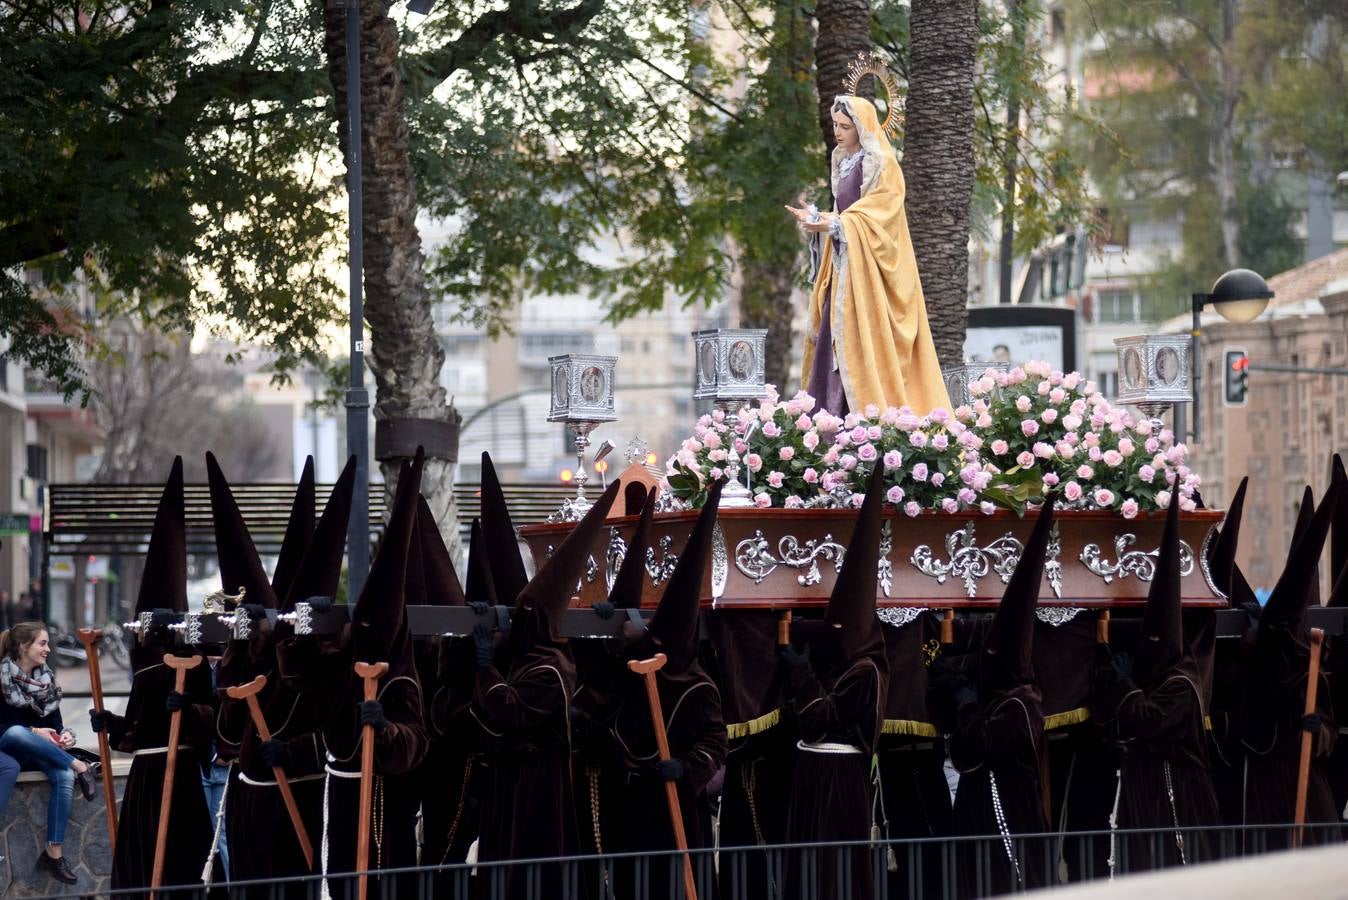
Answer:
[{"xmin": 22, "ymin": 823, "xmax": 1346, "ymax": 900}]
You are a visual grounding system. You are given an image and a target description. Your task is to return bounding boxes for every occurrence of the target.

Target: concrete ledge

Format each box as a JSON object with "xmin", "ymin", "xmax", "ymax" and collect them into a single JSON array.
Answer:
[{"xmin": 1, "ymin": 770, "xmax": 126, "ymax": 898}]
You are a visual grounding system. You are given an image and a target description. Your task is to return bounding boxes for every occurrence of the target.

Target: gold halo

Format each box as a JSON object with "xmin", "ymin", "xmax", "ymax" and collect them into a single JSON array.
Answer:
[{"xmin": 842, "ymin": 52, "xmax": 904, "ymax": 139}]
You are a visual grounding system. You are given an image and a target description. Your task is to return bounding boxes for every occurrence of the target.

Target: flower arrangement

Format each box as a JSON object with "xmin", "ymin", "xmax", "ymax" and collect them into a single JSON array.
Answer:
[{"xmin": 664, "ymin": 362, "xmax": 1198, "ymax": 517}]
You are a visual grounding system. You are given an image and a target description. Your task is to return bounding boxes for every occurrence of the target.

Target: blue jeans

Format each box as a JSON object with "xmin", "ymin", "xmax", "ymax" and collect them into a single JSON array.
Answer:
[
  {"xmin": 0, "ymin": 725, "xmax": 75, "ymax": 845},
  {"xmin": 0, "ymin": 749, "xmax": 18, "ymax": 814}
]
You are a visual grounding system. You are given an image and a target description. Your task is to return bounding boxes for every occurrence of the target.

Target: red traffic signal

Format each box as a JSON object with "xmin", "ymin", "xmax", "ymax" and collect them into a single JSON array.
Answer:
[{"xmin": 1224, "ymin": 349, "xmax": 1249, "ymax": 406}]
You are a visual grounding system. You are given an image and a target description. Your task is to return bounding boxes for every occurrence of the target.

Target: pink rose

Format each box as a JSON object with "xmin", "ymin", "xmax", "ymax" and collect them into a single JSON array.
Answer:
[
  {"xmin": 1054, "ymin": 441, "xmax": 1075, "ymax": 460},
  {"xmin": 745, "ymin": 453, "xmax": 763, "ymax": 473},
  {"xmin": 941, "ymin": 498, "xmax": 960, "ymax": 513},
  {"xmin": 1120, "ymin": 498, "xmax": 1139, "ymax": 519},
  {"xmin": 784, "ymin": 495, "xmax": 804, "ymax": 509},
  {"xmin": 1136, "ymin": 465, "xmax": 1155, "ymax": 484},
  {"xmin": 858, "ymin": 443, "xmax": 878, "ymax": 462},
  {"xmin": 703, "ymin": 432, "xmax": 722, "ymax": 450},
  {"xmin": 1021, "ymin": 420, "xmax": 1040, "ymax": 437},
  {"xmin": 803, "ymin": 467, "xmax": 819, "ymax": 484},
  {"xmin": 883, "ymin": 450, "xmax": 903, "ymax": 470},
  {"xmin": 762, "ymin": 422, "xmax": 782, "ymax": 439},
  {"xmin": 866, "ymin": 425, "xmax": 883, "ymax": 441},
  {"xmin": 1076, "ymin": 464, "xmax": 1094, "ymax": 479},
  {"xmin": 802, "ymin": 431, "xmax": 820, "ymax": 451},
  {"xmin": 863, "ymin": 403, "xmax": 880, "ymax": 418},
  {"xmin": 931, "ymin": 472, "xmax": 946, "ymax": 487},
  {"xmin": 1118, "ymin": 438, "xmax": 1135, "ymax": 457},
  {"xmin": 886, "ymin": 485, "xmax": 906, "ymax": 504},
  {"xmin": 767, "ymin": 471, "xmax": 785, "ymax": 489},
  {"xmin": 1063, "ymin": 481, "xmax": 1083, "ymax": 502},
  {"xmin": 1033, "ymin": 442, "xmax": 1054, "ymax": 459},
  {"xmin": 932, "ymin": 433, "xmax": 950, "ymax": 451},
  {"xmin": 991, "ymin": 439, "xmax": 1010, "ymax": 456},
  {"xmin": 904, "ymin": 501, "xmax": 921, "ymax": 518},
  {"xmin": 1037, "ymin": 380, "xmax": 1052, "ymax": 396},
  {"xmin": 1063, "ymin": 415, "xmax": 1083, "ymax": 432},
  {"xmin": 1156, "ymin": 490, "xmax": 1172, "ymax": 508},
  {"xmin": 1062, "ymin": 372, "xmax": 1082, "ymax": 390},
  {"xmin": 753, "ymin": 492, "xmax": 772, "ymax": 509},
  {"xmin": 1043, "ymin": 472, "xmax": 1061, "ymax": 487},
  {"xmin": 1049, "ymin": 387, "xmax": 1066, "ymax": 404},
  {"xmin": 1041, "ymin": 408, "xmax": 1059, "ymax": 424},
  {"xmin": 822, "ymin": 447, "xmax": 840, "ymax": 465},
  {"xmin": 795, "ymin": 414, "xmax": 812, "ymax": 431},
  {"xmin": 911, "ymin": 463, "xmax": 929, "ymax": 482},
  {"xmin": 850, "ymin": 426, "xmax": 869, "ymax": 444},
  {"xmin": 980, "ymin": 501, "xmax": 996, "ymax": 515},
  {"xmin": 840, "ymin": 454, "xmax": 858, "ymax": 471},
  {"xmin": 734, "ymin": 438, "xmax": 748, "ymax": 455},
  {"xmin": 1087, "ymin": 446, "xmax": 1103, "ymax": 462},
  {"xmin": 1103, "ymin": 449, "xmax": 1124, "ymax": 468},
  {"xmin": 1144, "ymin": 437, "xmax": 1160, "ymax": 454},
  {"xmin": 709, "ymin": 467, "xmax": 724, "ymax": 480},
  {"xmin": 957, "ymin": 488, "xmax": 976, "ymax": 505},
  {"xmin": 1016, "ymin": 451, "xmax": 1035, "ymax": 469},
  {"xmin": 1093, "ymin": 488, "xmax": 1115, "ymax": 507},
  {"xmin": 711, "ymin": 409, "xmax": 725, "ymax": 424},
  {"xmin": 851, "ymin": 493, "xmax": 866, "ymax": 509},
  {"xmin": 1015, "ymin": 395, "xmax": 1032, "ymax": 413},
  {"xmin": 909, "ymin": 431, "xmax": 929, "ymax": 448},
  {"xmin": 779, "ymin": 446, "xmax": 795, "ymax": 462},
  {"xmin": 709, "ymin": 449, "xmax": 728, "ymax": 463},
  {"xmin": 929, "ymin": 407, "xmax": 950, "ymax": 424}
]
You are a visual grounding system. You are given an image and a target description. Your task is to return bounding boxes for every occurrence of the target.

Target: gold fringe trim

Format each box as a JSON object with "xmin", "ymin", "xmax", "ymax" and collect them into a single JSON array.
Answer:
[
  {"xmin": 882, "ymin": 719, "xmax": 940, "ymax": 738},
  {"xmin": 1043, "ymin": 707, "xmax": 1091, "ymax": 730},
  {"xmin": 727, "ymin": 708, "xmax": 781, "ymax": 739},
  {"xmin": 1204, "ymin": 715, "xmax": 1212, "ymax": 732}
]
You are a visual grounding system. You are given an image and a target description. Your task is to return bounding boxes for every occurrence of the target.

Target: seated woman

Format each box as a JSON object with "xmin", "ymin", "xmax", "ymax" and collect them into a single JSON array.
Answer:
[{"xmin": 0, "ymin": 621, "xmax": 100, "ymax": 884}]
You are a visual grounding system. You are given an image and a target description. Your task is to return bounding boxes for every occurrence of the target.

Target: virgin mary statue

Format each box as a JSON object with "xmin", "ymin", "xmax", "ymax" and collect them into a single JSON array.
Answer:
[{"xmin": 787, "ymin": 95, "xmax": 950, "ymax": 416}]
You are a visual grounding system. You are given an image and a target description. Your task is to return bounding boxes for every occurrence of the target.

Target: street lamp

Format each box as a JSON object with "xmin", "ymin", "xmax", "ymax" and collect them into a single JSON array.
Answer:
[{"xmin": 1189, "ymin": 268, "xmax": 1274, "ymax": 441}]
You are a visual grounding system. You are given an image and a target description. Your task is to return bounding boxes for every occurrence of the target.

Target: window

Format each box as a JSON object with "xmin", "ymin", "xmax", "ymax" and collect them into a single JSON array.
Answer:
[{"xmin": 1095, "ymin": 290, "xmax": 1138, "ymax": 323}]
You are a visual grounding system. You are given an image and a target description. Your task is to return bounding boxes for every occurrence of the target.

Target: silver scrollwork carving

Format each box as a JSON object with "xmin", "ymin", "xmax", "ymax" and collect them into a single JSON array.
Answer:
[
  {"xmin": 878, "ymin": 520, "xmax": 894, "ymax": 598},
  {"xmin": 1079, "ymin": 534, "xmax": 1195, "ymax": 584},
  {"xmin": 711, "ymin": 523, "xmax": 728, "ymax": 600},
  {"xmin": 734, "ymin": 530, "xmax": 847, "ymax": 586},
  {"xmin": 1035, "ymin": 607, "xmax": 1083, "ymax": 627},
  {"xmin": 910, "ymin": 522, "xmax": 1024, "ymax": 598},
  {"xmin": 1045, "ymin": 522, "xmax": 1064, "ymax": 600},
  {"xmin": 645, "ymin": 535, "xmax": 679, "ymax": 585},
  {"xmin": 876, "ymin": 606, "xmax": 925, "ymax": 628},
  {"xmin": 605, "ymin": 527, "xmax": 627, "ymax": 592}
]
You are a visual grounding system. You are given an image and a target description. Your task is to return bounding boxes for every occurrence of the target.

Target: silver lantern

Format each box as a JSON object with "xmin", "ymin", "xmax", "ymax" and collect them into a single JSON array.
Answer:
[
  {"xmin": 1114, "ymin": 334, "xmax": 1192, "ymax": 432},
  {"xmin": 548, "ymin": 353, "xmax": 618, "ymax": 521},
  {"xmin": 942, "ymin": 361, "xmax": 1011, "ymax": 408},
  {"xmin": 692, "ymin": 329, "xmax": 768, "ymax": 508}
]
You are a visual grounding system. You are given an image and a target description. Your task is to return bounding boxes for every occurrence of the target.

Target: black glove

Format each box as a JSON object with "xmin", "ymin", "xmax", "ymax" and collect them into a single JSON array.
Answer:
[
  {"xmin": 656, "ymin": 758, "xmax": 685, "ymax": 782},
  {"xmin": 305, "ymin": 595, "xmax": 334, "ymax": 614},
  {"xmin": 467, "ymin": 601, "xmax": 491, "ymax": 616},
  {"xmin": 473, "ymin": 623, "xmax": 496, "ymax": 669},
  {"xmin": 150, "ymin": 608, "xmax": 178, "ymax": 627},
  {"xmin": 593, "ymin": 601, "xmax": 615, "ymax": 620},
  {"xmin": 954, "ymin": 684, "xmax": 978, "ymax": 709},
  {"xmin": 165, "ymin": 691, "xmax": 187, "ymax": 713},
  {"xmin": 779, "ymin": 643, "xmax": 810, "ymax": 670},
  {"xmin": 88, "ymin": 709, "xmax": 109, "ymax": 733},
  {"xmin": 1302, "ymin": 713, "xmax": 1322, "ymax": 736},
  {"xmin": 929, "ymin": 656, "xmax": 973, "ymax": 696},
  {"xmin": 359, "ymin": 700, "xmax": 387, "ymax": 733},
  {"xmin": 1111, "ymin": 651, "xmax": 1134, "ymax": 682},
  {"xmin": 259, "ymin": 739, "xmax": 291, "ymax": 769},
  {"xmin": 240, "ymin": 603, "xmax": 268, "ymax": 621}
]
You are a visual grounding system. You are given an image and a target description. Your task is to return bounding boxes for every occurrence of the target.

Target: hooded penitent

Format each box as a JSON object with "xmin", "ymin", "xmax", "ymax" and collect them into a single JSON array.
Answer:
[
  {"xmin": 981, "ymin": 497, "xmax": 1057, "ymax": 694},
  {"xmin": 1330, "ymin": 454, "xmax": 1347, "ymax": 600},
  {"xmin": 1259, "ymin": 472, "xmax": 1343, "ymax": 640},
  {"xmin": 1133, "ymin": 486, "xmax": 1186, "ymax": 687},
  {"xmin": 132, "ymin": 456, "xmax": 188, "ymax": 671},
  {"xmin": 608, "ymin": 487, "xmax": 656, "ymax": 613},
  {"xmin": 821, "ymin": 465, "xmax": 886, "ymax": 667},
  {"xmin": 640, "ymin": 480, "xmax": 723, "ymax": 672},
  {"xmin": 207, "ymin": 452, "xmax": 280, "ymax": 611},
  {"xmin": 272, "ymin": 456, "xmax": 316, "ymax": 606},
  {"xmin": 479, "ymin": 451, "xmax": 529, "ymax": 606},
  {"xmin": 411, "ymin": 497, "xmax": 466, "ymax": 608},
  {"xmin": 501, "ymin": 481, "xmax": 621, "ymax": 662},
  {"xmin": 1207, "ymin": 476, "xmax": 1247, "ymax": 600},
  {"xmin": 280, "ymin": 456, "xmax": 356, "ymax": 614},
  {"xmin": 463, "ymin": 518, "xmax": 498, "ymax": 606}
]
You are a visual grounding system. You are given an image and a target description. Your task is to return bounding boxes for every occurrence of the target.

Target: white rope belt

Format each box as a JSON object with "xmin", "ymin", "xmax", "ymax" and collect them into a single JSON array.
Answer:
[
  {"xmin": 321, "ymin": 757, "xmax": 363, "ymax": 900},
  {"xmin": 132, "ymin": 745, "xmax": 189, "ymax": 757},
  {"xmin": 796, "ymin": 740, "xmax": 863, "ymax": 755},
  {"xmin": 202, "ymin": 761, "xmax": 233, "ymax": 885},
  {"xmin": 238, "ymin": 770, "xmax": 327, "ymax": 788}
]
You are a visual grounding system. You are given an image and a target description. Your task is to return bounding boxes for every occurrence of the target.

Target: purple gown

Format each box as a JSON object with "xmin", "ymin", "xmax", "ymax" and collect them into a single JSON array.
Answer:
[{"xmin": 807, "ymin": 158, "xmax": 864, "ymax": 416}]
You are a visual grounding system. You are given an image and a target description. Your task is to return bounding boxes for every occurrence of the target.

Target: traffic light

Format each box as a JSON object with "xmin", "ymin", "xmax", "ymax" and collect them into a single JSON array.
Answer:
[{"xmin": 1224, "ymin": 349, "xmax": 1249, "ymax": 406}]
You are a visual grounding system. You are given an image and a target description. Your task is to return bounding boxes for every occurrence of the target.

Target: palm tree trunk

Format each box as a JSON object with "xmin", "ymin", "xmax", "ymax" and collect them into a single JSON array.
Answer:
[
  {"xmin": 322, "ymin": 0, "xmax": 461, "ymax": 559},
  {"xmin": 903, "ymin": 0, "xmax": 977, "ymax": 368},
  {"xmin": 814, "ymin": 0, "xmax": 873, "ymax": 153}
]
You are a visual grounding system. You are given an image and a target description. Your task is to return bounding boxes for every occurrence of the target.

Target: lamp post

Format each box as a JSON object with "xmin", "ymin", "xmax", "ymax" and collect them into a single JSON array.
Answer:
[
  {"xmin": 343, "ymin": 0, "xmax": 370, "ymax": 600},
  {"xmin": 1189, "ymin": 268, "xmax": 1273, "ymax": 442}
]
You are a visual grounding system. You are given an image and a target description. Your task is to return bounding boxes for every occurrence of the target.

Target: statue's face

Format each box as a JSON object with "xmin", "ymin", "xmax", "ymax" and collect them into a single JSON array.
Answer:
[{"xmin": 832, "ymin": 110, "xmax": 861, "ymax": 154}]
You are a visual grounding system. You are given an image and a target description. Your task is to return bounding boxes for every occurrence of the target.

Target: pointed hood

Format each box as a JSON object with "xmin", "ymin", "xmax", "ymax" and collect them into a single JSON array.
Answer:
[
  {"xmin": 1290, "ymin": 485, "xmax": 1315, "ymax": 558},
  {"xmin": 1260, "ymin": 470, "xmax": 1344, "ymax": 635},
  {"xmin": 645, "ymin": 480, "xmax": 722, "ymax": 673},
  {"xmin": 625, "ymin": 481, "xmax": 651, "ymax": 518},
  {"xmin": 822, "ymin": 465, "xmax": 886, "ymax": 663},
  {"xmin": 607, "ymin": 487, "xmax": 656, "ymax": 611},
  {"xmin": 136, "ymin": 457, "xmax": 187, "ymax": 616},
  {"xmin": 506, "ymin": 481, "xmax": 621, "ymax": 657},
  {"xmin": 982, "ymin": 497, "xmax": 1056, "ymax": 690},
  {"xmin": 206, "ymin": 452, "xmax": 278, "ymax": 609},
  {"xmin": 463, "ymin": 518, "xmax": 498, "ymax": 606},
  {"xmin": 1135, "ymin": 485, "xmax": 1185, "ymax": 686},
  {"xmin": 479, "ymin": 452, "xmax": 529, "ymax": 605},
  {"xmin": 272, "ymin": 456, "xmax": 316, "ymax": 604},
  {"xmin": 351, "ymin": 449, "xmax": 425, "ymax": 668},
  {"xmin": 281, "ymin": 456, "xmax": 356, "ymax": 612},
  {"xmin": 416, "ymin": 496, "xmax": 465, "ymax": 607},
  {"xmin": 1207, "ymin": 476, "xmax": 1247, "ymax": 599},
  {"xmin": 1330, "ymin": 454, "xmax": 1347, "ymax": 599}
]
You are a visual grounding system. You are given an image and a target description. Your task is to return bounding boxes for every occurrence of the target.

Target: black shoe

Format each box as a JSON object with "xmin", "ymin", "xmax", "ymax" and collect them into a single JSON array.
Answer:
[
  {"xmin": 36, "ymin": 851, "xmax": 77, "ymax": 885},
  {"xmin": 74, "ymin": 763, "xmax": 99, "ymax": 801}
]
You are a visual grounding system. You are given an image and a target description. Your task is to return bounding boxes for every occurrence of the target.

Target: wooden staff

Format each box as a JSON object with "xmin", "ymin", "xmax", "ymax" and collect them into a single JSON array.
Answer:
[
  {"xmin": 777, "ymin": 611, "xmax": 792, "ymax": 646},
  {"xmin": 150, "ymin": 653, "xmax": 203, "ymax": 900},
  {"xmin": 225, "ymin": 675, "xmax": 314, "ymax": 870},
  {"xmin": 1293, "ymin": 628, "xmax": 1326, "ymax": 849},
  {"xmin": 76, "ymin": 628, "xmax": 118, "ymax": 852},
  {"xmin": 940, "ymin": 608, "xmax": 954, "ymax": 645},
  {"xmin": 354, "ymin": 661, "xmax": 389, "ymax": 900},
  {"xmin": 628, "ymin": 653, "xmax": 698, "ymax": 900}
]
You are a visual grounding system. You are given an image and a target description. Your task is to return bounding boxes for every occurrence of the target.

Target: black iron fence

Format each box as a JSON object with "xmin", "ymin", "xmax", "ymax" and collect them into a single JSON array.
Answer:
[{"xmin": 22, "ymin": 823, "xmax": 1346, "ymax": 900}]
